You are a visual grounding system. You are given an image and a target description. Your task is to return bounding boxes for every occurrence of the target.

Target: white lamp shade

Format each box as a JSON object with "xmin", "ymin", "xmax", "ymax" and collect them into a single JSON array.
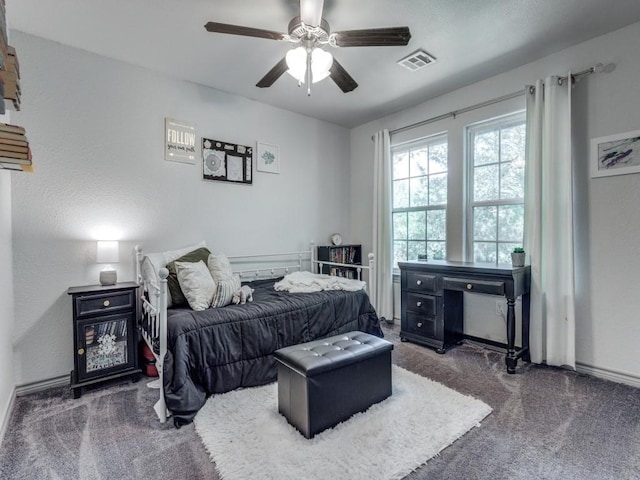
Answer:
[
  {"xmin": 286, "ymin": 47, "xmax": 333, "ymax": 84},
  {"xmin": 311, "ymin": 48, "xmax": 333, "ymax": 83},
  {"xmin": 97, "ymin": 240, "xmax": 120, "ymax": 264},
  {"xmin": 286, "ymin": 46, "xmax": 307, "ymax": 83}
]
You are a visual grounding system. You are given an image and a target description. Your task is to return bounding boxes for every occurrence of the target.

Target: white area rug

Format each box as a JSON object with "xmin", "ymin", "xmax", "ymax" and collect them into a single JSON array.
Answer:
[{"xmin": 194, "ymin": 365, "xmax": 492, "ymax": 480}]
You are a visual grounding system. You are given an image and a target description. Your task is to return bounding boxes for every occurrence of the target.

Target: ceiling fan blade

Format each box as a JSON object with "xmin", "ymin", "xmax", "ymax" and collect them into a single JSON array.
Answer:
[
  {"xmin": 256, "ymin": 58, "xmax": 289, "ymax": 88},
  {"xmin": 300, "ymin": 0, "xmax": 324, "ymax": 26},
  {"xmin": 204, "ymin": 22, "xmax": 286, "ymax": 41},
  {"xmin": 329, "ymin": 59, "xmax": 358, "ymax": 93},
  {"xmin": 332, "ymin": 27, "xmax": 411, "ymax": 47}
]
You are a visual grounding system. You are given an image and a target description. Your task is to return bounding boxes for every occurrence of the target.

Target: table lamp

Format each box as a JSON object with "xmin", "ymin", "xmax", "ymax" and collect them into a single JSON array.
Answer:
[{"xmin": 97, "ymin": 240, "xmax": 119, "ymax": 285}]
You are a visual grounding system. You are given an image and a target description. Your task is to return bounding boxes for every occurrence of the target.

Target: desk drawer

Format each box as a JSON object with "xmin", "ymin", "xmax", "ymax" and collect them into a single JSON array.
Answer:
[
  {"xmin": 404, "ymin": 311, "xmax": 438, "ymax": 339},
  {"xmin": 76, "ymin": 291, "xmax": 135, "ymax": 318},
  {"xmin": 406, "ymin": 293, "xmax": 437, "ymax": 316},
  {"xmin": 443, "ymin": 277, "xmax": 504, "ymax": 296},
  {"xmin": 405, "ymin": 272, "xmax": 437, "ymax": 293}
]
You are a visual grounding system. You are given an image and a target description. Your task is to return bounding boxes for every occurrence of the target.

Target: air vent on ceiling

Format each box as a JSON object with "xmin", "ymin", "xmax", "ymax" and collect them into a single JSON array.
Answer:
[{"xmin": 397, "ymin": 49, "xmax": 436, "ymax": 71}]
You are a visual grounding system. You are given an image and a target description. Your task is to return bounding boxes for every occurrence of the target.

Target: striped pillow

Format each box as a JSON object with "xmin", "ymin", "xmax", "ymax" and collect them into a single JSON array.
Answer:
[{"xmin": 212, "ymin": 275, "xmax": 241, "ymax": 308}]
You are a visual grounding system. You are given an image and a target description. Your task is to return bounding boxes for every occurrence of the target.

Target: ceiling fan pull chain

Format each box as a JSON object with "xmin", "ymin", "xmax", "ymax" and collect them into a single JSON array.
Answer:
[{"xmin": 307, "ymin": 48, "xmax": 312, "ymax": 96}]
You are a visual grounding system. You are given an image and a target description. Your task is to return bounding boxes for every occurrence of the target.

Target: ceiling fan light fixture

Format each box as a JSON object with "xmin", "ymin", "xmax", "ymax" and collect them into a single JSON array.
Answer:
[
  {"xmin": 311, "ymin": 47, "xmax": 333, "ymax": 83},
  {"xmin": 286, "ymin": 46, "xmax": 333, "ymax": 85},
  {"xmin": 286, "ymin": 46, "xmax": 307, "ymax": 82}
]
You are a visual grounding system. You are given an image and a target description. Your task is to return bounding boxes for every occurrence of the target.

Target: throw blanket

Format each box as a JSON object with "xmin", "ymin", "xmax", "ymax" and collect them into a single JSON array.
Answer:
[{"xmin": 274, "ymin": 271, "xmax": 366, "ymax": 293}]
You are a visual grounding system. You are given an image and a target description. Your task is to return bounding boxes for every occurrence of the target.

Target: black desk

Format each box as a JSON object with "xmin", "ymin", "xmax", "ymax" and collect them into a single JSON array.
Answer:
[{"xmin": 398, "ymin": 260, "xmax": 531, "ymax": 373}]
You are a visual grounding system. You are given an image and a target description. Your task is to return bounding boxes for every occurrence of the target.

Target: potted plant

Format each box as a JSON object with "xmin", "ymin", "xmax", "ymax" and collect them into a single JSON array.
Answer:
[{"xmin": 511, "ymin": 247, "xmax": 525, "ymax": 267}]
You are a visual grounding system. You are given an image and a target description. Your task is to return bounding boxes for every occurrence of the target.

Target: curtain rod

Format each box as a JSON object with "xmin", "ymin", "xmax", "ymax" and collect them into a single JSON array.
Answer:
[
  {"xmin": 558, "ymin": 63, "xmax": 606, "ymax": 85},
  {"xmin": 388, "ymin": 90, "xmax": 524, "ymax": 137},
  {"xmin": 376, "ymin": 62, "xmax": 608, "ymax": 140}
]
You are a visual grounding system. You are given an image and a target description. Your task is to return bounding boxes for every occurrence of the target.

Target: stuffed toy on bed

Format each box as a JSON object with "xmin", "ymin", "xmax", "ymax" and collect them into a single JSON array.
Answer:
[{"xmin": 231, "ymin": 285, "xmax": 254, "ymax": 305}]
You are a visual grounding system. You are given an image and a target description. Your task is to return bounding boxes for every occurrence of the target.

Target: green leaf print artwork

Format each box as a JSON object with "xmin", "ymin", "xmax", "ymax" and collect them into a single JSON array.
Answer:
[{"xmin": 262, "ymin": 150, "xmax": 275, "ymax": 165}]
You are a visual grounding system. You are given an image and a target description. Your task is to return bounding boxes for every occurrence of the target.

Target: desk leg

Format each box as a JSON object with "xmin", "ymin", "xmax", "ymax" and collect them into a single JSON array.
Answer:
[
  {"xmin": 522, "ymin": 292, "xmax": 531, "ymax": 363},
  {"xmin": 505, "ymin": 297, "xmax": 517, "ymax": 374}
]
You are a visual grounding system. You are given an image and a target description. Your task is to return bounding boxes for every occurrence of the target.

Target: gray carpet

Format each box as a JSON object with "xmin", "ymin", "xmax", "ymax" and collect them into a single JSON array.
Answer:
[{"xmin": 1, "ymin": 322, "xmax": 639, "ymax": 480}]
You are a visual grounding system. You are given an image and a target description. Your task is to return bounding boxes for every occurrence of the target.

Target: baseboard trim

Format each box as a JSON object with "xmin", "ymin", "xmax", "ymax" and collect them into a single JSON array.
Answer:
[
  {"xmin": 0, "ymin": 387, "xmax": 16, "ymax": 447},
  {"xmin": 15, "ymin": 375, "xmax": 69, "ymax": 396},
  {"xmin": 576, "ymin": 362, "xmax": 640, "ymax": 389}
]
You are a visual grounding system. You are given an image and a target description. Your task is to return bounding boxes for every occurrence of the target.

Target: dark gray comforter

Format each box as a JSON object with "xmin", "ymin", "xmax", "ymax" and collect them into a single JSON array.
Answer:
[{"xmin": 162, "ymin": 278, "xmax": 382, "ymax": 426}]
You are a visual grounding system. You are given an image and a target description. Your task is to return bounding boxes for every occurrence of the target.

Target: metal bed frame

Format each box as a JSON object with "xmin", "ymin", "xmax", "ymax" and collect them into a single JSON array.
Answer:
[{"xmin": 134, "ymin": 241, "xmax": 375, "ymax": 423}]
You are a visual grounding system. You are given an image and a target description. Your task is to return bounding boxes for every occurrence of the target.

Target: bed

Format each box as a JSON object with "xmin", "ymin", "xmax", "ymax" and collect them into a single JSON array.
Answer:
[{"xmin": 135, "ymin": 243, "xmax": 381, "ymax": 427}]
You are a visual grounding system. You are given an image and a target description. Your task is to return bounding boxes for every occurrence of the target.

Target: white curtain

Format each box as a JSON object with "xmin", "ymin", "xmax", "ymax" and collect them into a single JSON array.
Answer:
[
  {"xmin": 372, "ymin": 129, "xmax": 393, "ymax": 321},
  {"xmin": 524, "ymin": 76, "xmax": 576, "ymax": 369}
]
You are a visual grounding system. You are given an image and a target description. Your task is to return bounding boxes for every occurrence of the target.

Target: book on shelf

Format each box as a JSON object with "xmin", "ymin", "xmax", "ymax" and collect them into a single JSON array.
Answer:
[
  {"xmin": 0, "ymin": 123, "xmax": 25, "ymax": 135},
  {"xmin": 1, "ymin": 75, "xmax": 19, "ymax": 98},
  {"xmin": 0, "ymin": 130, "xmax": 26, "ymax": 142},
  {"xmin": 326, "ymin": 246, "xmax": 359, "ymax": 265},
  {"xmin": 0, "ymin": 68, "xmax": 18, "ymax": 85},
  {"xmin": 0, "ymin": 45, "xmax": 21, "ymax": 111},
  {"xmin": 0, "ymin": 147, "xmax": 32, "ymax": 165},
  {"xmin": 7, "ymin": 46, "xmax": 18, "ymax": 77},
  {"xmin": 0, "ymin": 137, "xmax": 28, "ymax": 147},
  {"xmin": 0, "ymin": 157, "xmax": 30, "ymax": 165},
  {"xmin": 0, "ymin": 162, "xmax": 32, "ymax": 172},
  {"xmin": 0, "ymin": 149, "xmax": 28, "ymax": 159},
  {"xmin": 0, "ymin": 162, "xmax": 22, "ymax": 170},
  {"xmin": 0, "ymin": 142, "xmax": 28, "ymax": 154}
]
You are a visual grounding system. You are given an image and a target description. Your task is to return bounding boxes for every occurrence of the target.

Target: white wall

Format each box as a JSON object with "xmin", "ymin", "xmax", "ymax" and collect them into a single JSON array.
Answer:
[
  {"xmin": 10, "ymin": 31, "xmax": 352, "ymax": 386},
  {"xmin": 351, "ymin": 22, "xmax": 640, "ymax": 382},
  {"xmin": 0, "ymin": 171, "xmax": 15, "ymax": 436}
]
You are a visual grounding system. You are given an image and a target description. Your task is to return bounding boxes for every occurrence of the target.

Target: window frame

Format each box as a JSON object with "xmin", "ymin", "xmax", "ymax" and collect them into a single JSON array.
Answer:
[
  {"xmin": 465, "ymin": 111, "xmax": 527, "ymax": 263},
  {"xmin": 391, "ymin": 132, "xmax": 448, "ymax": 269}
]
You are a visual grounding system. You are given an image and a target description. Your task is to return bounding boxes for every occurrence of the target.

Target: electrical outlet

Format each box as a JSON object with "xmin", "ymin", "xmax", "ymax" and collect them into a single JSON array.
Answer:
[{"xmin": 495, "ymin": 300, "xmax": 505, "ymax": 317}]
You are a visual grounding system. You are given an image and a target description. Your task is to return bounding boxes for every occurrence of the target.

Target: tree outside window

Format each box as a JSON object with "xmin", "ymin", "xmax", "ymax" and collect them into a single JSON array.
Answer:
[
  {"xmin": 392, "ymin": 135, "xmax": 447, "ymax": 267},
  {"xmin": 467, "ymin": 113, "xmax": 526, "ymax": 263}
]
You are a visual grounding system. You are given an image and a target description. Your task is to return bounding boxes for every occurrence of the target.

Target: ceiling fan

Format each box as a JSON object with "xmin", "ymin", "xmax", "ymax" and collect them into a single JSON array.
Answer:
[{"xmin": 204, "ymin": 0, "xmax": 411, "ymax": 95}]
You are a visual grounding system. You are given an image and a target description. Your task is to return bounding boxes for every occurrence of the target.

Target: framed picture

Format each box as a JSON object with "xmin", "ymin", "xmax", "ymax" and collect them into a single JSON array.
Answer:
[
  {"xmin": 165, "ymin": 118, "xmax": 197, "ymax": 164},
  {"xmin": 256, "ymin": 142, "xmax": 280, "ymax": 174},
  {"xmin": 202, "ymin": 138, "xmax": 252, "ymax": 185},
  {"xmin": 591, "ymin": 130, "xmax": 640, "ymax": 178}
]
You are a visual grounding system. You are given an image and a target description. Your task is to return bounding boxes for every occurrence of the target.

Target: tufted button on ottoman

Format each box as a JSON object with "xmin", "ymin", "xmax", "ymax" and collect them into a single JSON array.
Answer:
[{"xmin": 274, "ymin": 331, "xmax": 393, "ymax": 439}]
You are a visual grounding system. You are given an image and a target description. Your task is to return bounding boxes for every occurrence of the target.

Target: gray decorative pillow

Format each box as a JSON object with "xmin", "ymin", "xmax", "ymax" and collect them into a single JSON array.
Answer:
[
  {"xmin": 212, "ymin": 275, "xmax": 241, "ymax": 308},
  {"xmin": 166, "ymin": 247, "xmax": 211, "ymax": 306}
]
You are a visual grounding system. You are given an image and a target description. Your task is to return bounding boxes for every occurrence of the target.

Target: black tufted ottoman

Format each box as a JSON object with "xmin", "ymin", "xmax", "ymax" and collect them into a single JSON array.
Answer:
[{"xmin": 274, "ymin": 331, "xmax": 393, "ymax": 439}]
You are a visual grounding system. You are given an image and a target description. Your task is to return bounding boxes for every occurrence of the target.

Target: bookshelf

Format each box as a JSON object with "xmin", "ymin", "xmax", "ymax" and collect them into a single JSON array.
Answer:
[
  {"xmin": 316, "ymin": 244, "xmax": 362, "ymax": 279},
  {"xmin": 0, "ymin": 0, "xmax": 20, "ymax": 113},
  {"xmin": 0, "ymin": 0, "xmax": 30, "ymax": 172}
]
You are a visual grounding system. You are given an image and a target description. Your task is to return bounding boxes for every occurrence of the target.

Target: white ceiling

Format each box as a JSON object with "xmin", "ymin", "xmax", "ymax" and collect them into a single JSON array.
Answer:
[{"xmin": 9, "ymin": 0, "xmax": 640, "ymax": 128}]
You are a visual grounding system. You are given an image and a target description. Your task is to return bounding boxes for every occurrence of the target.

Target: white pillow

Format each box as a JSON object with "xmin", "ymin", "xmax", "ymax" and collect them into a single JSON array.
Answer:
[
  {"xmin": 175, "ymin": 260, "xmax": 216, "ymax": 311},
  {"xmin": 141, "ymin": 241, "xmax": 207, "ymax": 308},
  {"xmin": 207, "ymin": 253, "xmax": 234, "ymax": 282}
]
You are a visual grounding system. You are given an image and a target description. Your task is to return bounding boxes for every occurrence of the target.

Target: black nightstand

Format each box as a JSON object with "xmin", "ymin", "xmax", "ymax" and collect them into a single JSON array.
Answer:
[{"xmin": 67, "ymin": 282, "xmax": 142, "ymax": 398}]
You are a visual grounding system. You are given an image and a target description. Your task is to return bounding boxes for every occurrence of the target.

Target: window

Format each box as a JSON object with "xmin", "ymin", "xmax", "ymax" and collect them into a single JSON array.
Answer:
[
  {"xmin": 392, "ymin": 134, "xmax": 448, "ymax": 267},
  {"xmin": 467, "ymin": 112, "xmax": 526, "ymax": 263}
]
